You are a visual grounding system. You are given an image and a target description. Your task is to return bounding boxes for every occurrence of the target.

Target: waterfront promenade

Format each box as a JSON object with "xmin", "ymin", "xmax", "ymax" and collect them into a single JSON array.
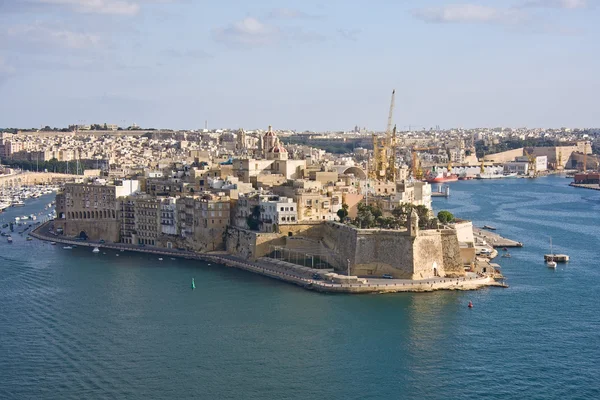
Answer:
[{"xmin": 30, "ymin": 221, "xmax": 506, "ymax": 294}]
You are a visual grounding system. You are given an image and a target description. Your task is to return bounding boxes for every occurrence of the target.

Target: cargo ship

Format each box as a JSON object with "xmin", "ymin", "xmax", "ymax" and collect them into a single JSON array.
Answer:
[{"xmin": 425, "ymin": 172, "xmax": 459, "ymax": 183}]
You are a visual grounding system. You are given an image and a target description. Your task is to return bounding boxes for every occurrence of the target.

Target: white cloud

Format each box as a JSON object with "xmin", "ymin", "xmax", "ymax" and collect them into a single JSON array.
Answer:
[
  {"xmin": 36, "ymin": 0, "xmax": 140, "ymax": 15},
  {"xmin": 5, "ymin": 23, "xmax": 101, "ymax": 50},
  {"xmin": 212, "ymin": 17, "xmax": 280, "ymax": 47},
  {"xmin": 413, "ymin": 4, "xmax": 526, "ymax": 24}
]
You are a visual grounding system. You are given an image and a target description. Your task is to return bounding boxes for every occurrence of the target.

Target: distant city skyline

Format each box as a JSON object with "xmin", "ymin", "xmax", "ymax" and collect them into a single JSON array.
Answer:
[{"xmin": 0, "ymin": 0, "xmax": 598, "ymax": 130}]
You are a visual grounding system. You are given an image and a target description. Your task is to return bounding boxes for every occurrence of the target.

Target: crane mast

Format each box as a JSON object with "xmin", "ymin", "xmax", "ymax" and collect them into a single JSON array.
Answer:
[
  {"xmin": 386, "ymin": 90, "xmax": 396, "ymax": 146},
  {"xmin": 371, "ymin": 90, "xmax": 396, "ymax": 181}
]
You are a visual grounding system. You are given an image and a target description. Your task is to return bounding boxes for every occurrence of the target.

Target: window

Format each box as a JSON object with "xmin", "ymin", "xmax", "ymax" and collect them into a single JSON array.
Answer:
[{"xmin": 281, "ymin": 207, "xmax": 284, "ymax": 211}]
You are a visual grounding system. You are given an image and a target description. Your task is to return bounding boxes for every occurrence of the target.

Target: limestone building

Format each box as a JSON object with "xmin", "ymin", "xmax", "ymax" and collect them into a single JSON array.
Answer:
[{"xmin": 55, "ymin": 180, "xmax": 140, "ymax": 242}]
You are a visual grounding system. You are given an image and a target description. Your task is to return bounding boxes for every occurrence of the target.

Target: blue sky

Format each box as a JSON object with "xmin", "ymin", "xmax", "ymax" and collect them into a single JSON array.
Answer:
[{"xmin": 0, "ymin": 0, "xmax": 598, "ymax": 131}]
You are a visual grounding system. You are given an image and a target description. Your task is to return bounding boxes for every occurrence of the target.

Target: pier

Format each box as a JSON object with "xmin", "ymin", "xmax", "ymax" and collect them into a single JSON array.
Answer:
[{"xmin": 473, "ymin": 227, "xmax": 523, "ymax": 248}]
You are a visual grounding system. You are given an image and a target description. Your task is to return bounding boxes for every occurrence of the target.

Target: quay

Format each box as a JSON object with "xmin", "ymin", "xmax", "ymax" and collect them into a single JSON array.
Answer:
[
  {"xmin": 30, "ymin": 221, "xmax": 507, "ymax": 294},
  {"xmin": 473, "ymin": 227, "xmax": 523, "ymax": 248}
]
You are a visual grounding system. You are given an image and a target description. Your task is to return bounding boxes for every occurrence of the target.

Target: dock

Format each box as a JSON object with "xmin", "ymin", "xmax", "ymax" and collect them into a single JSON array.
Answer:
[
  {"xmin": 473, "ymin": 227, "xmax": 523, "ymax": 248},
  {"xmin": 431, "ymin": 185, "xmax": 450, "ymax": 198}
]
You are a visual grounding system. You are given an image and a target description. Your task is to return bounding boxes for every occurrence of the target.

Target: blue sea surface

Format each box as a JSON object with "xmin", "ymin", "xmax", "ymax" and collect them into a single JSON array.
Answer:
[{"xmin": 0, "ymin": 177, "xmax": 599, "ymax": 399}]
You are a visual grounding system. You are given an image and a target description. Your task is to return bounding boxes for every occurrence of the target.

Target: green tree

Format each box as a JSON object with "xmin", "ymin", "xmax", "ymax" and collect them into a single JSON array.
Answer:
[
  {"xmin": 437, "ymin": 210, "xmax": 455, "ymax": 224},
  {"xmin": 336, "ymin": 203, "xmax": 349, "ymax": 221}
]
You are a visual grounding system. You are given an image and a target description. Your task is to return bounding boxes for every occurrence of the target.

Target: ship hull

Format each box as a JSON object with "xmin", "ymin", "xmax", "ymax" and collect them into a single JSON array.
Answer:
[{"xmin": 426, "ymin": 175, "xmax": 459, "ymax": 183}]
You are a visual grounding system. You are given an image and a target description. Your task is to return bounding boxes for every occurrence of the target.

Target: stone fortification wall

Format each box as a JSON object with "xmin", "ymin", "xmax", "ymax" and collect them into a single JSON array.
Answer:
[
  {"xmin": 532, "ymin": 146, "xmax": 577, "ymax": 167},
  {"xmin": 225, "ymin": 226, "xmax": 284, "ymax": 260},
  {"xmin": 355, "ymin": 230, "xmax": 415, "ymax": 278},
  {"xmin": 226, "ymin": 222, "xmax": 466, "ymax": 280},
  {"xmin": 62, "ymin": 220, "xmax": 120, "ymax": 242},
  {"xmin": 321, "ymin": 223, "xmax": 416, "ymax": 278},
  {"xmin": 413, "ymin": 232, "xmax": 444, "ymax": 279},
  {"xmin": 441, "ymin": 231, "xmax": 465, "ymax": 277},
  {"xmin": 483, "ymin": 148, "xmax": 524, "ymax": 163},
  {"xmin": 320, "ymin": 222, "xmax": 465, "ymax": 279}
]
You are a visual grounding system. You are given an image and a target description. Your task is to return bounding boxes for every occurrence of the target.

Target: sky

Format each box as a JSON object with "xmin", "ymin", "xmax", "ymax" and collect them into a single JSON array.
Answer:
[{"xmin": 0, "ymin": 0, "xmax": 598, "ymax": 131}]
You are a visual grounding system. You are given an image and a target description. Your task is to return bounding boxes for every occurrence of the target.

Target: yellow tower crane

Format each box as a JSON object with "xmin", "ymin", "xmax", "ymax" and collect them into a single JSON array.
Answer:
[
  {"xmin": 371, "ymin": 90, "xmax": 396, "ymax": 181},
  {"xmin": 412, "ymin": 147, "xmax": 438, "ymax": 180},
  {"xmin": 525, "ymin": 149, "xmax": 537, "ymax": 177},
  {"xmin": 583, "ymin": 142, "xmax": 588, "ymax": 172},
  {"xmin": 386, "ymin": 125, "xmax": 398, "ymax": 182}
]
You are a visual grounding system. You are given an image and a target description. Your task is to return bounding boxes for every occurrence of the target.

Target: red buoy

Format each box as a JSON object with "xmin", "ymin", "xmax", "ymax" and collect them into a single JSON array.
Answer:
[{"xmin": 468, "ymin": 301, "xmax": 473, "ymax": 308}]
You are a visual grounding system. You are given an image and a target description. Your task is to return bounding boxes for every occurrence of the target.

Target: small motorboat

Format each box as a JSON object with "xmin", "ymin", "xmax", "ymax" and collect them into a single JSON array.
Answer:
[
  {"xmin": 502, "ymin": 253, "xmax": 511, "ymax": 258},
  {"xmin": 26, "ymin": 237, "xmax": 33, "ymax": 241},
  {"xmin": 50, "ymin": 242, "xmax": 57, "ymax": 245},
  {"xmin": 482, "ymin": 225, "xmax": 496, "ymax": 231},
  {"xmin": 468, "ymin": 301, "xmax": 473, "ymax": 308},
  {"xmin": 191, "ymin": 278, "xmax": 196, "ymax": 290},
  {"xmin": 63, "ymin": 246, "xmax": 73, "ymax": 250},
  {"xmin": 92, "ymin": 247, "xmax": 100, "ymax": 253},
  {"xmin": 7, "ymin": 236, "xmax": 13, "ymax": 243},
  {"xmin": 547, "ymin": 260, "xmax": 557, "ymax": 269},
  {"xmin": 158, "ymin": 258, "xmax": 163, "ymax": 261},
  {"xmin": 502, "ymin": 247, "xmax": 508, "ymax": 251}
]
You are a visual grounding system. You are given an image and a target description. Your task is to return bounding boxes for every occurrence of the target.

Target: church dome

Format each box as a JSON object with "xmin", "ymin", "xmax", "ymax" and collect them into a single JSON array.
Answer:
[{"xmin": 269, "ymin": 144, "xmax": 288, "ymax": 153}]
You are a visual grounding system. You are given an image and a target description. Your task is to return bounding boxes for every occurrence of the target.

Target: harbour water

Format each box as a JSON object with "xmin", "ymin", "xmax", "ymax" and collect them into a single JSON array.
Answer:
[{"xmin": 1, "ymin": 177, "xmax": 599, "ymax": 399}]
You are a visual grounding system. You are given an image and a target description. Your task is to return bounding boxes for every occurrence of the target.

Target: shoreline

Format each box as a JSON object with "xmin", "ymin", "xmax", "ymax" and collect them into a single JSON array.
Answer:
[{"xmin": 30, "ymin": 221, "xmax": 507, "ymax": 294}]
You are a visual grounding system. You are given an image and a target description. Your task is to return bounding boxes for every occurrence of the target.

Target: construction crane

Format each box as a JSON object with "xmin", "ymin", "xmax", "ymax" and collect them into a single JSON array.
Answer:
[
  {"xmin": 411, "ymin": 147, "xmax": 438, "ymax": 180},
  {"xmin": 386, "ymin": 125, "xmax": 398, "ymax": 182},
  {"xmin": 371, "ymin": 90, "xmax": 396, "ymax": 181},
  {"xmin": 583, "ymin": 142, "xmax": 588, "ymax": 172},
  {"xmin": 557, "ymin": 148, "xmax": 563, "ymax": 170},
  {"xmin": 446, "ymin": 148, "xmax": 453, "ymax": 173},
  {"xmin": 524, "ymin": 149, "xmax": 537, "ymax": 177}
]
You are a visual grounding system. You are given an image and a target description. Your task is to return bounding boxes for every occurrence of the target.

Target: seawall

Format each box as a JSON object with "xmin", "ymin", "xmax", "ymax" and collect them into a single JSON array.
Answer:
[{"xmin": 31, "ymin": 221, "xmax": 506, "ymax": 294}]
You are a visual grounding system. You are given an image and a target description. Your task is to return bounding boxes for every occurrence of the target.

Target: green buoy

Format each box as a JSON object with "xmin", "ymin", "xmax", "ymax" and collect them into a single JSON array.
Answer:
[{"xmin": 191, "ymin": 278, "xmax": 195, "ymax": 290}]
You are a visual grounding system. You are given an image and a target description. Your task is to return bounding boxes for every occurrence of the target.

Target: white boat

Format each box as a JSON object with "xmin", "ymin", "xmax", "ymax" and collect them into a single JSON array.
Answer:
[
  {"xmin": 12, "ymin": 200, "xmax": 24, "ymax": 207},
  {"xmin": 546, "ymin": 237, "xmax": 557, "ymax": 269},
  {"xmin": 476, "ymin": 172, "xmax": 518, "ymax": 180},
  {"xmin": 7, "ymin": 236, "xmax": 13, "ymax": 243},
  {"xmin": 92, "ymin": 247, "xmax": 100, "ymax": 253},
  {"xmin": 63, "ymin": 246, "xmax": 73, "ymax": 250}
]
